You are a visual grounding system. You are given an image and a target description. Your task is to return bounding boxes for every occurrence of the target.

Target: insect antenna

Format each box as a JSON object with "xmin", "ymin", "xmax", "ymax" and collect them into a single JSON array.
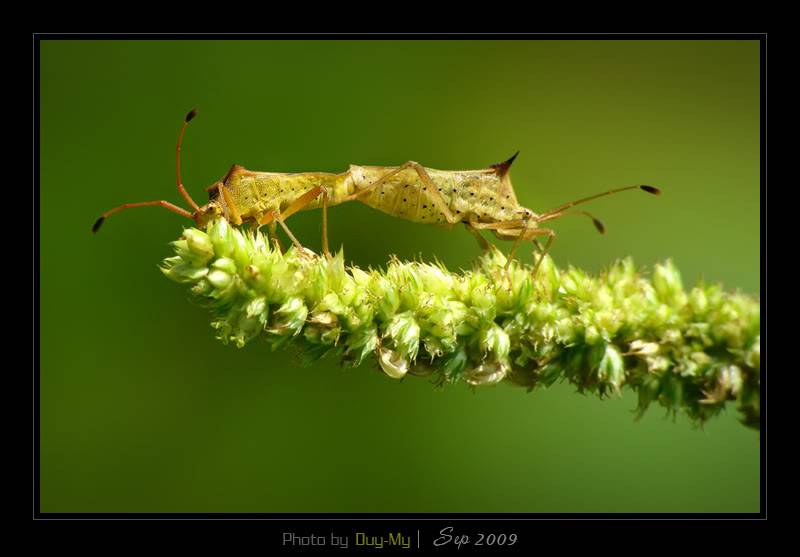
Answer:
[
  {"xmin": 177, "ymin": 108, "xmax": 201, "ymax": 212},
  {"xmin": 92, "ymin": 201, "xmax": 194, "ymax": 233},
  {"xmin": 539, "ymin": 210, "xmax": 605, "ymax": 234},
  {"xmin": 538, "ymin": 184, "xmax": 660, "ymax": 220},
  {"xmin": 92, "ymin": 109, "xmax": 201, "ymax": 233}
]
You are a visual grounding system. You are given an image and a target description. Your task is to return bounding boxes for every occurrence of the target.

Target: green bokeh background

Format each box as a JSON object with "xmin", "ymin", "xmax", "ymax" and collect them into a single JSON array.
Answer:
[{"xmin": 40, "ymin": 40, "xmax": 761, "ymax": 513}]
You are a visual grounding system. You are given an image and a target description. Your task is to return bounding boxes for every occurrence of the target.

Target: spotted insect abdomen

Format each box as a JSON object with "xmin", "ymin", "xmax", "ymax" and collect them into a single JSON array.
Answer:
[
  {"xmin": 349, "ymin": 166, "xmax": 435, "ymax": 224},
  {"xmin": 350, "ymin": 165, "xmax": 514, "ymax": 226}
]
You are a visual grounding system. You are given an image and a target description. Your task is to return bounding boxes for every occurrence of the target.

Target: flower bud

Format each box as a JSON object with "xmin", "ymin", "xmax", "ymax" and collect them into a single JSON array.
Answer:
[
  {"xmin": 159, "ymin": 256, "xmax": 209, "ymax": 283},
  {"xmin": 344, "ymin": 326, "xmax": 378, "ymax": 367},
  {"xmin": 469, "ymin": 282, "xmax": 496, "ymax": 323},
  {"xmin": 597, "ymin": 344, "xmax": 624, "ymax": 392},
  {"xmin": 191, "ymin": 279, "xmax": 212, "ymax": 296},
  {"xmin": 478, "ymin": 247, "xmax": 507, "ymax": 271},
  {"xmin": 319, "ymin": 293, "xmax": 346, "ymax": 315},
  {"xmin": 560, "ymin": 268, "xmax": 590, "ymax": 300},
  {"xmin": 169, "ymin": 239, "xmax": 192, "ymax": 261},
  {"xmin": 689, "ymin": 287, "xmax": 708, "ymax": 314},
  {"xmin": 480, "ymin": 324, "xmax": 510, "ymax": 362},
  {"xmin": 350, "ymin": 267, "xmax": 371, "ymax": 287},
  {"xmin": 212, "ymin": 257, "xmax": 237, "ymax": 275},
  {"xmin": 647, "ymin": 355, "xmax": 670, "ymax": 374},
  {"xmin": 653, "ymin": 260, "xmax": 687, "ymax": 306},
  {"xmin": 230, "ymin": 227, "xmax": 251, "ymax": 268},
  {"xmin": 371, "ymin": 276, "xmax": 400, "ymax": 320},
  {"xmin": 463, "ymin": 361, "xmax": 508, "ymax": 386},
  {"xmin": 269, "ymin": 297, "xmax": 308, "ymax": 337},
  {"xmin": 208, "ymin": 218, "xmax": 233, "ymax": 258},
  {"xmin": 384, "ymin": 312, "xmax": 421, "ymax": 361},
  {"xmin": 718, "ymin": 364, "xmax": 743, "ymax": 397},
  {"xmin": 182, "ymin": 228, "xmax": 215, "ymax": 263},
  {"xmin": 207, "ymin": 269, "xmax": 232, "ymax": 289},
  {"xmin": 419, "ymin": 263, "xmax": 453, "ymax": 296},
  {"xmin": 629, "ymin": 340, "xmax": 660, "ymax": 356},
  {"xmin": 442, "ymin": 348, "xmax": 468, "ymax": 379},
  {"xmin": 535, "ymin": 254, "xmax": 559, "ymax": 298},
  {"xmin": 584, "ymin": 325, "xmax": 601, "ymax": 346},
  {"xmin": 377, "ymin": 346, "xmax": 409, "ymax": 379},
  {"xmin": 245, "ymin": 296, "xmax": 269, "ymax": 327}
]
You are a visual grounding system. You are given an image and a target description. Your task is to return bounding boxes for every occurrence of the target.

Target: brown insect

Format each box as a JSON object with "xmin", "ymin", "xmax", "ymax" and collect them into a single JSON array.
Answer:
[{"xmin": 93, "ymin": 109, "xmax": 660, "ymax": 270}]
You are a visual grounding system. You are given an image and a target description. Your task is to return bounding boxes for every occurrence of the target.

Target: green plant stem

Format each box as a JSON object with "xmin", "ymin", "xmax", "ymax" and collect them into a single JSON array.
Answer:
[{"xmin": 161, "ymin": 219, "xmax": 761, "ymax": 429}]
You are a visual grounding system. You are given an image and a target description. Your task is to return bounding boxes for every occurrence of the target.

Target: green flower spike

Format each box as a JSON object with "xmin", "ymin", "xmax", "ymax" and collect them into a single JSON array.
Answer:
[{"xmin": 161, "ymin": 220, "xmax": 761, "ymax": 430}]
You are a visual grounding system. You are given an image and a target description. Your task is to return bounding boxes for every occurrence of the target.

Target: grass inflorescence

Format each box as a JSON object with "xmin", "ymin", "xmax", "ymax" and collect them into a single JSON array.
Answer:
[{"xmin": 161, "ymin": 219, "xmax": 761, "ymax": 429}]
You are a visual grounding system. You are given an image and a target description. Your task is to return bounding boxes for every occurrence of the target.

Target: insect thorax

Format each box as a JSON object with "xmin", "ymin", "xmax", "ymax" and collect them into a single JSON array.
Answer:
[{"xmin": 222, "ymin": 167, "xmax": 352, "ymax": 222}]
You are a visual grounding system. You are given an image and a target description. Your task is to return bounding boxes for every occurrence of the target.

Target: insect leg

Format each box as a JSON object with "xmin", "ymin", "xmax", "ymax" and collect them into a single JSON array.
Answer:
[
  {"xmin": 281, "ymin": 186, "xmax": 326, "ymax": 220},
  {"xmin": 322, "ymin": 189, "xmax": 330, "ymax": 259},
  {"xmin": 261, "ymin": 186, "xmax": 327, "ymax": 256},
  {"xmin": 284, "ymin": 186, "xmax": 331, "ymax": 258},
  {"xmin": 274, "ymin": 211, "xmax": 310, "ymax": 255},
  {"xmin": 344, "ymin": 166, "xmax": 409, "ymax": 202},
  {"xmin": 92, "ymin": 200, "xmax": 193, "ymax": 233},
  {"xmin": 269, "ymin": 222, "xmax": 283, "ymax": 253},
  {"xmin": 465, "ymin": 219, "xmax": 536, "ymax": 271},
  {"xmin": 255, "ymin": 211, "xmax": 283, "ymax": 252},
  {"xmin": 464, "ymin": 222, "xmax": 491, "ymax": 251},
  {"xmin": 504, "ymin": 214, "xmax": 535, "ymax": 270},
  {"xmin": 259, "ymin": 209, "xmax": 303, "ymax": 250},
  {"xmin": 217, "ymin": 183, "xmax": 243, "ymax": 225},
  {"xmin": 346, "ymin": 162, "xmax": 459, "ymax": 225},
  {"xmin": 405, "ymin": 162, "xmax": 460, "ymax": 225},
  {"xmin": 258, "ymin": 210, "xmax": 276, "ymax": 226},
  {"xmin": 468, "ymin": 219, "xmax": 527, "ymax": 231},
  {"xmin": 528, "ymin": 228, "xmax": 556, "ymax": 279}
]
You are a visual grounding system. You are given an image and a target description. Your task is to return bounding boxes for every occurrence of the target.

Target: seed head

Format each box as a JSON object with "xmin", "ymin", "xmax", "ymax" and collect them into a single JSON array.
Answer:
[{"xmin": 159, "ymin": 219, "xmax": 761, "ymax": 430}]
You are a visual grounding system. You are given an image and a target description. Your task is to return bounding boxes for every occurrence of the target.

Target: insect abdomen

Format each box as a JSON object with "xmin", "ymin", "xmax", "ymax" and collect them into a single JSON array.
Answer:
[
  {"xmin": 350, "ymin": 165, "xmax": 516, "ymax": 225},
  {"xmin": 348, "ymin": 166, "xmax": 444, "ymax": 224}
]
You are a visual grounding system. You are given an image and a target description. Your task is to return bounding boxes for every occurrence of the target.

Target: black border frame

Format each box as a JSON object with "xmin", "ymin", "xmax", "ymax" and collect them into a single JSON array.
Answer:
[{"xmin": 33, "ymin": 32, "xmax": 766, "ymax": 539}]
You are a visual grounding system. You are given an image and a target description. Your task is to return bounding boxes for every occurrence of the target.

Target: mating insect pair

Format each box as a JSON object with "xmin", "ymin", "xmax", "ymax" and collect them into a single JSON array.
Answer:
[{"xmin": 93, "ymin": 109, "xmax": 660, "ymax": 273}]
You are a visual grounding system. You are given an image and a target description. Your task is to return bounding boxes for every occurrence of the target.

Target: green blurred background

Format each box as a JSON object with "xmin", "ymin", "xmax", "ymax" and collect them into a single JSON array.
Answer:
[{"xmin": 40, "ymin": 40, "xmax": 760, "ymax": 513}]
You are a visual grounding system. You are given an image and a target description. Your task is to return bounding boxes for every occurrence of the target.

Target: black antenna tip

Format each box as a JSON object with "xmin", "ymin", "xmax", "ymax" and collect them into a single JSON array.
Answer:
[
  {"xmin": 640, "ymin": 185, "xmax": 661, "ymax": 196},
  {"xmin": 592, "ymin": 218, "xmax": 606, "ymax": 234},
  {"xmin": 490, "ymin": 150, "xmax": 520, "ymax": 178},
  {"xmin": 92, "ymin": 216, "xmax": 105, "ymax": 234},
  {"xmin": 185, "ymin": 108, "xmax": 198, "ymax": 123}
]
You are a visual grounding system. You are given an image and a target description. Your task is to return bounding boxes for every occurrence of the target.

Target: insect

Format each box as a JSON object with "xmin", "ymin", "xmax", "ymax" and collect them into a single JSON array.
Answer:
[{"xmin": 93, "ymin": 109, "xmax": 660, "ymax": 271}]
